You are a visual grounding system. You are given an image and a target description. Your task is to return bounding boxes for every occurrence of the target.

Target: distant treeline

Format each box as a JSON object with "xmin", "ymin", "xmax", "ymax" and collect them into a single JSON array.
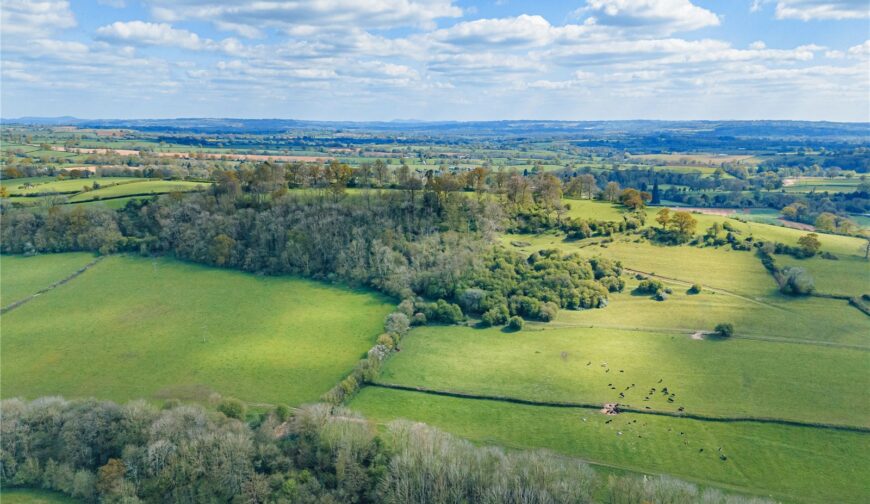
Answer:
[{"xmin": 0, "ymin": 397, "xmax": 776, "ymax": 504}]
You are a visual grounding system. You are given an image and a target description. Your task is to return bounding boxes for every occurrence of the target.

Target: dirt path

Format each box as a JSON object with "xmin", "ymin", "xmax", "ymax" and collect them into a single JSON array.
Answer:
[
  {"xmin": 621, "ymin": 267, "xmax": 788, "ymax": 312},
  {"xmin": 1, "ymin": 256, "xmax": 105, "ymax": 314},
  {"xmin": 534, "ymin": 321, "xmax": 870, "ymax": 351}
]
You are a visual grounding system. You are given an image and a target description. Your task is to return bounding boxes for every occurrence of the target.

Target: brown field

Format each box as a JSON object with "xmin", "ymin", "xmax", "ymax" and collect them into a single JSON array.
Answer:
[
  {"xmin": 153, "ymin": 152, "xmax": 332, "ymax": 162},
  {"xmin": 631, "ymin": 153, "xmax": 759, "ymax": 165},
  {"xmin": 51, "ymin": 146, "xmax": 331, "ymax": 163}
]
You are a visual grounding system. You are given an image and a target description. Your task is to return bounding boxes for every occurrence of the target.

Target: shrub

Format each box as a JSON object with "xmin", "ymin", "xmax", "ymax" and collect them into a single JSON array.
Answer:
[
  {"xmin": 507, "ymin": 316, "xmax": 524, "ymax": 331},
  {"xmin": 655, "ymin": 290, "xmax": 668, "ymax": 301},
  {"xmin": 780, "ymin": 267, "xmax": 815, "ymax": 295},
  {"xmin": 377, "ymin": 333, "xmax": 395, "ymax": 349},
  {"xmin": 384, "ymin": 312, "xmax": 410, "ymax": 335},
  {"xmin": 688, "ymin": 283, "xmax": 702, "ymax": 294},
  {"xmin": 217, "ymin": 397, "xmax": 246, "ymax": 420},
  {"xmin": 274, "ymin": 404, "xmax": 291, "ymax": 422},
  {"xmin": 634, "ymin": 279, "xmax": 664, "ymax": 295},
  {"xmin": 715, "ymin": 323, "xmax": 734, "ymax": 338},
  {"xmin": 480, "ymin": 305, "xmax": 509, "ymax": 327},
  {"xmin": 539, "ymin": 301, "xmax": 560, "ymax": 322}
]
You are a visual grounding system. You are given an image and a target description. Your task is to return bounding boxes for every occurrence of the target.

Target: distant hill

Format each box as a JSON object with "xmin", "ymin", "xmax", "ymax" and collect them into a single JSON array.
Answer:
[{"xmin": 2, "ymin": 117, "xmax": 868, "ymax": 140}]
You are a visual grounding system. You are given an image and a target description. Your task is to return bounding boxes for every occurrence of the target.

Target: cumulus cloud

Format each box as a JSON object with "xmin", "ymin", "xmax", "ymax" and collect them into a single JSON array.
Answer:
[
  {"xmin": 96, "ymin": 21, "xmax": 209, "ymax": 50},
  {"xmin": 143, "ymin": 0, "xmax": 462, "ymax": 37},
  {"xmin": 581, "ymin": 0, "xmax": 720, "ymax": 33},
  {"xmin": 773, "ymin": 0, "xmax": 868, "ymax": 20},
  {"xmin": 0, "ymin": 0, "xmax": 76, "ymax": 36}
]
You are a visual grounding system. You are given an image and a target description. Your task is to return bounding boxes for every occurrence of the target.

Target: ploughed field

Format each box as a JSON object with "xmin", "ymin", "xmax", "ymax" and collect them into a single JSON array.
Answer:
[{"xmin": 0, "ymin": 254, "xmax": 392, "ymax": 406}]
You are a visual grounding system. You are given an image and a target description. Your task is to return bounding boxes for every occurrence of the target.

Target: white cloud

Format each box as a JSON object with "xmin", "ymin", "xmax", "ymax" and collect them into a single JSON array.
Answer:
[
  {"xmin": 430, "ymin": 14, "xmax": 557, "ymax": 48},
  {"xmin": 0, "ymin": 0, "xmax": 76, "ymax": 36},
  {"xmin": 774, "ymin": 0, "xmax": 868, "ymax": 20},
  {"xmin": 96, "ymin": 21, "xmax": 209, "ymax": 50},
  {"xmin": 581, "ymin": 0, "xmax": 720, "ymax": 33},
  {"xmin": 144, "ymin": 0, "xmax": 462, "ymax": 37}
]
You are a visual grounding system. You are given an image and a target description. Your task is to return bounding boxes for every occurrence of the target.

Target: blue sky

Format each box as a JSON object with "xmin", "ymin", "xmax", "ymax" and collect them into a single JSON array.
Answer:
[{"xmin": 1, "ymin": 0, "xmax": 868, "ymax": 121}]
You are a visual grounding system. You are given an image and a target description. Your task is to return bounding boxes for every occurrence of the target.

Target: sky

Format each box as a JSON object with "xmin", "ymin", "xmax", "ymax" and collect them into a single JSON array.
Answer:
[{"xmin": 1, "ymin": 0, "xmax": 869, "ymax": 121}]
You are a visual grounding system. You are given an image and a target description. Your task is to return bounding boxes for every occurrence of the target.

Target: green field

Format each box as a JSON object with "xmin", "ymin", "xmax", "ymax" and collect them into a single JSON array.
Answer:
[
  {"xmin": 376, "ymin": 325, "xmax": 869, "ymax": 426},
  {"xmin": 0, "ymin": 254, "xmax": 393, "ymax": 406},
  {"xmin": 1, "ymin": 253, "xmax": 97, "ymax": 307},
  {"xmin": 351, "ymin": 387, "xmax": 869, "ymax": 504},
  {"xmin": 66, "ymin": 180, "xmax": 209, "ymax": 202},
  {"xmin": 776, "ymin": 255, "xmax": 870, "ymax": 297},
  {"xmin": 3, "ymin": 177, "xmax": 147, "ymax": 196},
  {"xmin": 0, "ymin": 489, "xmax": 79, "ymax": 503}
]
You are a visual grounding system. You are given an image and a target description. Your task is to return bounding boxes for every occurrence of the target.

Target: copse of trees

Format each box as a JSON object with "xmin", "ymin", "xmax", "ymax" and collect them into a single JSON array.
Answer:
[{"xmin": 0, "ymin": 397, "xmax": 777, "ymax": 504}]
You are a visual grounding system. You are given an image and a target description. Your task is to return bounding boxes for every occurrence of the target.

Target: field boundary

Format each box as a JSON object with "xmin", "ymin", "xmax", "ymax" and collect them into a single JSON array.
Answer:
[
  {"xmin": 1, "ymin": 256, "xmax": 105, "ymax": 314},
  {"xmin": 368, "ymin": 382, "xmax": 870, "ymax": 434}
]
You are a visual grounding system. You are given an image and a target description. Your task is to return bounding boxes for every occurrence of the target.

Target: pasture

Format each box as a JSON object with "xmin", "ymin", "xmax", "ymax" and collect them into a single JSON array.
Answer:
[
  {"xmin": 0, "ymin": 254, "xmax": 393, "ymax": 406},
  {"xmin": 3, "ymin": 177, "xmax": 147, "ymax": 196},
  {"xmin": 375, "ymin": 325, "xmax": 869, "ymax": 425},
  {"xmin": 0, "ymin": 252, "xmax": 97, "ymax": 307},
  {"xmin": 351, "ymin": 387, "xmax": 870, "ymax": 504},
  {"xmin": 66, "ymin": 180, "xmax": 209, "ymax": 202}
]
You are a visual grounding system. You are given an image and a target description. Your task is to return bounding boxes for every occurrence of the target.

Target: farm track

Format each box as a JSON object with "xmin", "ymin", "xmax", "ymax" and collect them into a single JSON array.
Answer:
[
  {"xmin": 367, "ymin": 382, "xmax": 870, "ymax": 434},
  {"xmin": 1, "ymin": 256, "xmax": 105, "ymax": 314},
  {"xmin": 621, "ymin": 267, "xmax": 789, "ymax": 312},
  {"xmin": 532, "ymin": 322, "xmax": 870, "ymax": 351}
]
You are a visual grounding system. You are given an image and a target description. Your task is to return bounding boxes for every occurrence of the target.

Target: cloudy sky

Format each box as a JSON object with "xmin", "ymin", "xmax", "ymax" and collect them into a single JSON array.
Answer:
[{"xmin": 2, "ymin": 0, "xmax": 868, "ymax": 121}]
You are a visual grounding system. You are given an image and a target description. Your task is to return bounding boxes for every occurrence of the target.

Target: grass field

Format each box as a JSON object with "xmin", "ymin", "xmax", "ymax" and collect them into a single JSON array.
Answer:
[
  {"xmin": 375, "ymin": 325, "xmax": 869, "ymax": 426},
  {"xmin": 351, "ymin": 387, "xmax": 870, "ymax": 504},
  {"xmin": 0, "ymin": 254, "xmax": 393, "ymax": 406},
  {"xmin": 0, "ymin": 488, "xmax": 79, "ymax": 503},
  {"xmin": 3, "ymin": 177, "xmax": 147, "ymax": 196},
  {"xmin": 1, "ymin": 253, "xmax": 97, "ymax": 307},
  {"xmin": 776, "ymin": 255, "xmax": 870, "ymax": 297},
  {"xmin": 66, "ymin": 180, "xmax": 209, "ymax": 202}
]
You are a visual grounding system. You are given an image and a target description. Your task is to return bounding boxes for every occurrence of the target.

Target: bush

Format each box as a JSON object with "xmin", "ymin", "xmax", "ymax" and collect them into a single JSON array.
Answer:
[
  {"xmin": 480, "ymin": 305, "xmax": 509, "ymax": 327},
  {"xmin": 714, "ymin": 323, "xmax": 734, "ymax": 338},
  {"xmin": 780, "ymin": 267, "xmax": 815, "ymax": 295},
  {"xmin": 507, "ymin": 316, "xmax": 524, "ymax": 331},
  {"xmin": 217, "ymin": 397, "xmax": 246, "ymax": 420},
  {"xmin": 634, "ymin": 279, "xmax": 664, "ymax": 295},
  {"xmin": 539, "ymin": 301, "xmax": 560, "ymax": 322},
  {"xmin": 384, "ymin": 312, "xmax": 410, "ymax": 335},
  {"xmin": 655, "ymin": 290, "xmax": 668, "ymax": 301},
  {"xmin": 274, "ymin": 404, "xmax": 291, "ymax": 422},
  {"xmin": 377, "ymin": 333, "xmax": 395, "ymax": 349},
  {"xmin": 688, "ymin": 283, "xmax": 702, "ymax": 294}
]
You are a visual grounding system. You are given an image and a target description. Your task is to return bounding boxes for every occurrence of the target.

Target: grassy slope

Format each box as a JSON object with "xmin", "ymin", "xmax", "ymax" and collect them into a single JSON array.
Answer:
[
  {"xmin": 351, "ymin": 387, "xmax": 870, "ymax": 504},
  {"xmin": 376, "ymin": 325, "xmax": 869, "ymax": 426},
  {"xmin": 1, "ymin": 254, "xmax": 393, "ymax": 406},
  {"xmin": 67, "ymin": 180, "xmax": 209, "ymax": 202},
  {"xmin": 4, "ymin": 178, "xmax": 147, "ymax": 196},
  {"xmin": 776, "ymin": 255, "xmax": 870, "ymax": 297},
  {"xmin": 1, "ymin": 253, "xmax": 97, "ymax": 307}
]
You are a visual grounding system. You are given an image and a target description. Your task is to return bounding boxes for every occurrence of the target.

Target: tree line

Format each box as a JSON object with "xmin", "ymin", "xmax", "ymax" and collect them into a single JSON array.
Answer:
[{"xmin": 1, "ymin": 397, "xmax": 776, "ymax": 504}]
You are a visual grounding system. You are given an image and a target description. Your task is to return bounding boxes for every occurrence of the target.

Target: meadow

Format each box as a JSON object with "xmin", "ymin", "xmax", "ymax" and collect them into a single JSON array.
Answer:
[
  {"xmin": 374, "ymin": 325, "xmax": 869, "ymax": 426},
  {"xmin": 0, "ymin": 254, "xmax": 393, "ymax": 406},
  {"xmin": 3, "ymin": 177, "xmax": 147, "ymax": 196},
  {"xmin": 66, "ymin": 180, "xmax": 209, "ymax": 202},
  {"xmin": 0, "ymin": 252, "xmax": 97, "ymax": 307},
  {"xmin": 351, "ymin": 387, "xmax": 870, "ymax": 504}
]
